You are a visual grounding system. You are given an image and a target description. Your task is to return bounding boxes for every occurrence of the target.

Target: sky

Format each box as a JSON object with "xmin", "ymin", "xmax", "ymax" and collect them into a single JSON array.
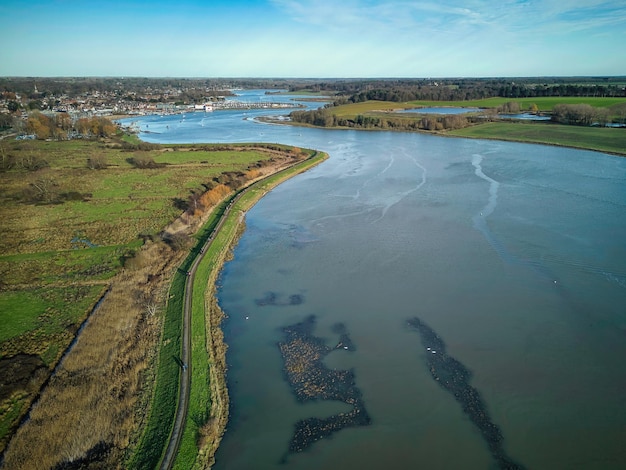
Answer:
[{"xmin": 1, "ymin": 0, "xmax": 625, "ymax": 78}]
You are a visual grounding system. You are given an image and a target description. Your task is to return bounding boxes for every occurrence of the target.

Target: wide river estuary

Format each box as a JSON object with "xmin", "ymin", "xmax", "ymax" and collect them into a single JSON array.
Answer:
[{"xmin": 121, "ymin": 91, "xmax": 626, "ymax": 469}]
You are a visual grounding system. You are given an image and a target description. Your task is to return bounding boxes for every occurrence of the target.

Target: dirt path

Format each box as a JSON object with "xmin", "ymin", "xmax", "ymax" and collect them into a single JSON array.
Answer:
[{"xmin": 158, "ymin": 193, "xmax": 240, "ymax": 470}]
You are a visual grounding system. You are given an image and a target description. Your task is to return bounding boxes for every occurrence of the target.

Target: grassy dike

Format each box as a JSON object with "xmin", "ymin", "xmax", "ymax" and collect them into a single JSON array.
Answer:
[{"xmin": 129, "ymin": 150, "xmax": 328, "ymax": 470}]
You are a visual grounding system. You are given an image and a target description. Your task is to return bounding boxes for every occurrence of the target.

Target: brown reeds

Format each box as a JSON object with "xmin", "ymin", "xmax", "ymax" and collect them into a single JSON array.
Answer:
[{"xmin": 1, "ymin": 240, "xmax": 183, "ymax": 469}]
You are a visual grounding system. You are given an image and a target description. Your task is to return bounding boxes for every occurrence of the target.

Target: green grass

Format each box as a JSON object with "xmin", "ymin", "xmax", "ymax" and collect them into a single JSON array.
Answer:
[
  {"xmin": 406, "ymin": 96, "xmax": 626, "ymax": 111},
  {"xmin": 0, "ymin": 394, "xmax": 28, "ymax": 446},
  {"xmin": 0, "ymin": 292, "xmax": 46, "ymax": 342},
  {"xmin": 0, "ymin": 244, "xmax": 135, "ymax": 286},
  {"xmin": 332, "ymin": 101, "xmax": 407, "ymax": 116},
  {"xmin": 448, "ymin": 121, "xmax": 626, "ymax": 155}
]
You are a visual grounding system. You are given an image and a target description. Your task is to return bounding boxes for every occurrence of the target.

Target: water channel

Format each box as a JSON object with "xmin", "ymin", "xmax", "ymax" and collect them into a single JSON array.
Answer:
[{"xmin": 120, "ymin": 91, "xmax": 626, "ymax": 469}]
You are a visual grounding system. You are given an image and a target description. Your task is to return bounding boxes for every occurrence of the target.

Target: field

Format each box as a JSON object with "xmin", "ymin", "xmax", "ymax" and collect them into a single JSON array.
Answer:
[
  {"xmin": 0, "ymin": 134, "xmax": 309, "ymax": 465},
  {"xmin": 448, "ymin": 121, "xmax": 626, "ymax": 155},
  {"xmin": 332, "ymin": 96, "xmax": 626, "ymax": 115},
  {"xmin": 407, "ymin": 96, "xmax": 626, "ymax": 111}
]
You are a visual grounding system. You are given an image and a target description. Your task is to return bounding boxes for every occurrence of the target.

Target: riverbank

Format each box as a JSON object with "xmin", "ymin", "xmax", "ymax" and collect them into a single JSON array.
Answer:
[{"xmin": 194, "ymin": 150, "xmax": 329, "ymax": 469}]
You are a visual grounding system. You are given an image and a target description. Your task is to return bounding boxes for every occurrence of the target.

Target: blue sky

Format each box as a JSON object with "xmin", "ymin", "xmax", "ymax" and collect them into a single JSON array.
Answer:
[{"xmin": 1, "ymin": 0, "xmax": 624, "ymax": 77}]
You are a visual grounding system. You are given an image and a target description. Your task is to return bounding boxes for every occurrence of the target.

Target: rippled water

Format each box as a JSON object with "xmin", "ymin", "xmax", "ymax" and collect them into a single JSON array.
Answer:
[{"xmin": 120, "ymin": 94, "xmax": 626, "ymax": 469}]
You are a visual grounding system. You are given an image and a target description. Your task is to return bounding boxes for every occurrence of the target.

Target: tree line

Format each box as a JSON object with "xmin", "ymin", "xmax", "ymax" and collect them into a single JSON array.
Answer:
[
  {"xmin": 290, "ymin": 108, "xmax": 471, "ymax": 132},
  {"xmin": 551, "ymin": 104, "xmax": 612, "ymax": 126},
  {"xmin": 23, "ymin": 112, "xmax": 117, "ymax": 140},
  {"xmin": 336, "ymin": 82, "xmax": 625, "ymax": 105}
]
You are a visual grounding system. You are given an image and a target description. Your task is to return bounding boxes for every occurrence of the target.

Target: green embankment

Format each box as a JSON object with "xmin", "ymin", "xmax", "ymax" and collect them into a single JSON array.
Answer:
[{"xmin": 129, "ymin": 271, "xmax": 183, "ymax": 469}]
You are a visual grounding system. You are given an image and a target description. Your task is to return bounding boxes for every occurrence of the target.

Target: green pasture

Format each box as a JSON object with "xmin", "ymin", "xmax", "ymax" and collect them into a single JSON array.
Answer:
[
  {"xmin": 0, "ymin": 291, "xmax": 46, "ymax": 343},
  {"xmin": 0, "ymin": 284, "xmax": 106, "ymax": 364},
  {"xmin": 0, "ymin": 244, "xmax": 131, "ymax": 287},
  {"xmin": 448, "ymin": 122, "xmax": 626, "ymax": 156},
  {"xmin": 0, "ymin": 136, "xmax": 278, "ymax": 330},
  {"xmin": 407, "ymin": 96, "xmax": 626, "ymax": 111}
]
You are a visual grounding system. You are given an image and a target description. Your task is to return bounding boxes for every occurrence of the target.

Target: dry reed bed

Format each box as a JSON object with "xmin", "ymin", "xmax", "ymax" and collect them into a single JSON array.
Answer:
[{"xmin": 1, "ymin": 239, "xmax": 180, "ymax": 469}]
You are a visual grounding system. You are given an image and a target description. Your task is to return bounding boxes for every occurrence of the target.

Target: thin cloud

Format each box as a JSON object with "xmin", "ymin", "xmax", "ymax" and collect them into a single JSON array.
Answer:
[{"xmin": 272, "ymin": 0, "xmax": 626, "ymax": 36}]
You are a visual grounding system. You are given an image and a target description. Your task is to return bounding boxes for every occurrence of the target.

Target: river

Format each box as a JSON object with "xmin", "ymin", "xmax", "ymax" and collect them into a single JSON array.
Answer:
[{"xmin": 119, "ymin": 90, "xmax": 626, "ymax": 469}]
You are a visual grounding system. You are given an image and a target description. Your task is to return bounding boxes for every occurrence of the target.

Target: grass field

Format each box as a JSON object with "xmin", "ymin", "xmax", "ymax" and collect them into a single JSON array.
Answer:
[
  {"xmin": 406, "ymin": 96, "xmax": 626, "ymax": 111},
  {"xmin": 332, "ymin": 96, "xmax": 626, "ymax": 115},
  {"xmin": 0, "ymin": 134, "xmax": 302, "ymax": 458},
  {"xmin": 448, "ymin": 121, "xmax": 626, "ymax": 155}
]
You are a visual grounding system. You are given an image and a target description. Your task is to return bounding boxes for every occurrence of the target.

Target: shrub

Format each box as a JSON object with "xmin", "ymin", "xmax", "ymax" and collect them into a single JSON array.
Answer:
[
  {"xmin": 87, "ymin": 155, "xmax": 108, "ymax": 169},
  {"xmin": 128, "ymin": 155, "xmax": 162, "ymax": 169}
]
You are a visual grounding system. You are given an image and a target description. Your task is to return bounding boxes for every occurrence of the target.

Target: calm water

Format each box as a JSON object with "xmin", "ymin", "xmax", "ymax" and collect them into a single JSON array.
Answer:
[{"xmin": 120, "ymin": 92, "xmax": 626, "ymax": 469}]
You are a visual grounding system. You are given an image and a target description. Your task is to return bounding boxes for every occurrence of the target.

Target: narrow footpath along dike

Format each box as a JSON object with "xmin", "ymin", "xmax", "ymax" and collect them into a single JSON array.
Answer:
[{"xmin": 160, "ymin": 150, "xmax": 329, "ymax": 470}]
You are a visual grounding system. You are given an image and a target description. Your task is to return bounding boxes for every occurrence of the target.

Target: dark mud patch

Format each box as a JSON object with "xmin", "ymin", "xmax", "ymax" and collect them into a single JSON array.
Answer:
[
  {"xmin": 0, "ymin": 354, "xmax": 48, "ymax": 401},
  {"xmin": 332, "ymin": 322, "xmax": 356, "ymax": 351},
  {"xmin": 278, "ymin": 315, "xmax": 370, "ymax": 459},
  {"xmin": 407, "ymin": 317, "xmax": 525, "ymax": 470},
  {"xmin": 255, "ymin": 291, "xmax": 303, "ymax": 306}
]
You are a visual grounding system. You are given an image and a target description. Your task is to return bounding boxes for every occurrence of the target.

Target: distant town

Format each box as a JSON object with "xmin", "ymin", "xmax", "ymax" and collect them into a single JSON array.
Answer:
[{"xmin": 0, "ymin": 77, "xmax": 306, "ymax": 135}]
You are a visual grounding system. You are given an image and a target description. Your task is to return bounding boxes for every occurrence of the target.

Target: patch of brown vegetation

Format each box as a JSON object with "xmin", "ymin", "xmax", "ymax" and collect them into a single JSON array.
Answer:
[
  {"xmin": 0, "ymin": 355, "xmax": 47, "ymax": 402},
  {"xmin": 1, "ymin": 239, "xmax": 181, "ymax": 469}
]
